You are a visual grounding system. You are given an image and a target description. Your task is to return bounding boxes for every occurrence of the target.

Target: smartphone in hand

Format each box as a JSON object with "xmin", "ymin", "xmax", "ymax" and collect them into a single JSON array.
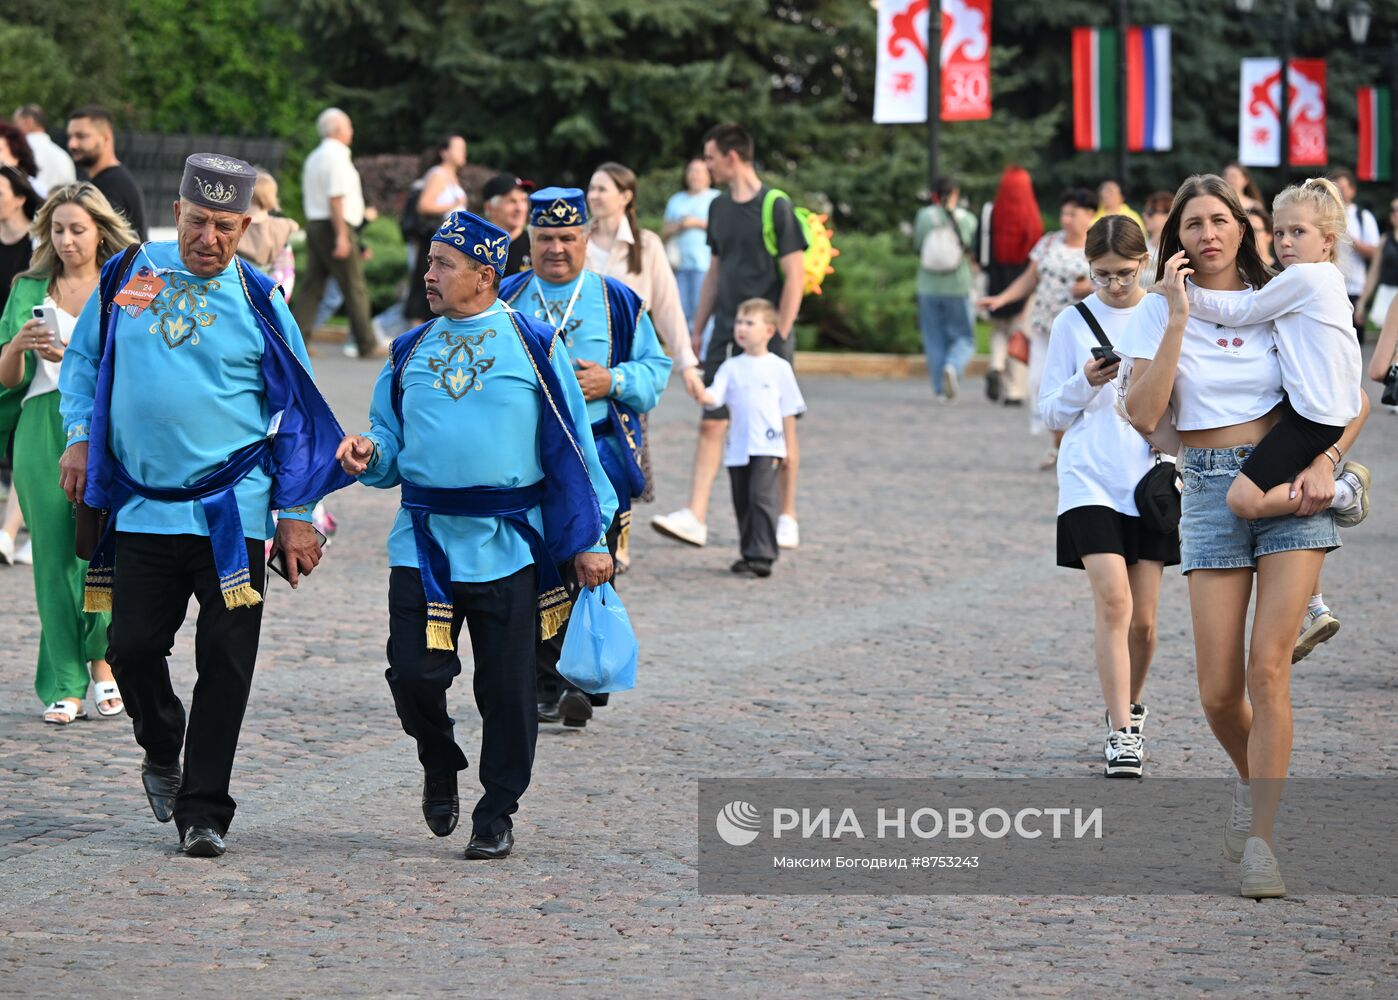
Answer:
[
  {"xmin": 31, "ymin": 304, "xmax": 60, "ymax": 341},
  {"xmin": 267, "ymin": 526, "xmax": 328, "ymax": 583},
  {"xmin": 1090, "ymin": 346, "xmax": 1118, "ymax": 365}
]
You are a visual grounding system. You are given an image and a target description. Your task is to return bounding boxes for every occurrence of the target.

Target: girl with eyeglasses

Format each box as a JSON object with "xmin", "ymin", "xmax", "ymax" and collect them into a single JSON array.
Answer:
[{"xmin": 1039, "ymin": 216, "xmax": 1176, "ymax": 781}]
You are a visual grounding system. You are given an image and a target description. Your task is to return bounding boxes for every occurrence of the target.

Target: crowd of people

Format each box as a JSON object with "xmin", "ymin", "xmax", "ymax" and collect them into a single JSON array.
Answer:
[{"xmin": 0, "ymin": 97, "xmax": 1393, "ymax": 899}]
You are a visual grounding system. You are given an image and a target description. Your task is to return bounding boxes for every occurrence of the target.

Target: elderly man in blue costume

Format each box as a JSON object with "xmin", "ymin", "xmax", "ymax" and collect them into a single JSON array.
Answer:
[
  {"xmin": 336, "ymin": 208, "xmax": 617, "ymax": 861},
  {"xmin": 58, "ymin": 153, "xmax": 352, "ymax": 859},
  {"xmin": 499, "ymin": 186, "xmax": 670, "ymax": 729}
]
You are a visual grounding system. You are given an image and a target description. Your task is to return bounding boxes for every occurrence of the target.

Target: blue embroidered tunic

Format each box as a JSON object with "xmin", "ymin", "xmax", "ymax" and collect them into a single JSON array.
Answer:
[
  {"xmin": 358, "ymin": 307, "xmax": 618, "ymax": 583},
  {"xmin": 58, "ymin": 241, "xmax": 317, "ymax": 537},
  {"xmin": 515, "ymin": 271, "xmax": 671, "ymax": 438}
]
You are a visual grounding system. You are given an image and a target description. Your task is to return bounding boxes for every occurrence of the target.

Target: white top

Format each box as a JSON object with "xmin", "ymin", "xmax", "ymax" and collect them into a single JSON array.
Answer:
[
  {"xmin": 1340, "ymin": 203, "xmax": 1379, "ymax": 295},
  {"xmin": 1040, "ymin": 296, "xmax": 1155, "ymax": 516},
  {"xmin": 1187, "ymin": 262, "xmax": 1362, "ymax": 425},
  {"xmin": 23, "ymin": 295, "xmax": 74, "ymax": 404},
  {"xmin": 301, "ymin": 138, "xmax": 365, "ymax": 227},
  {"xmin": 1117, "ymin": 288, "xmax": 1283, "ymax": 431},
  {"xmin": 586, "ymin": 215, "xmax": 698, "ymax": 370},
  {"xmin": 706, "ymin": 352, "xmax": 806, "ymax": 466},
  {"xmin": 25, "ymin": 132, "xmax": 74, "ymax": 194}
]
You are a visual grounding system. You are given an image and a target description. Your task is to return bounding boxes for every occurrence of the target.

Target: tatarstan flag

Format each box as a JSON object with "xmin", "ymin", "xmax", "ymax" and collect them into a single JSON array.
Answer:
[
  {"xmin": 1358, "ymin": 86, "xmax": 1391, "ymax": 182},
  {"xmin": 1073, "ymin": 26, "xmax": 1172, "ymax": 152}
]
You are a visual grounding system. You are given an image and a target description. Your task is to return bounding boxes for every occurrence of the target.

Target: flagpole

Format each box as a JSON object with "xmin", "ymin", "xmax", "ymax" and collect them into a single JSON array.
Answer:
[
  {"xmin": 1116, "ymin": 0, "xmax": 1129, "ymax": 189},
  {"xmin": 927, "ymin": 3, "xmax": 942, "ymax": 190},
  {"xmin": 1280, "ymin": 3, "xmax": 1293, "ymax": 183}
]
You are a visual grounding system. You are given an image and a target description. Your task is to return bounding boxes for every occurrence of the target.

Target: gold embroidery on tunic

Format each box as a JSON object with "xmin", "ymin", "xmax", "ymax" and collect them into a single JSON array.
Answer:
[
  {"xmin": 428, "ymin": 327, "xmax": 496, "ymax": 400},
  {"xmin": 148, "ymin": 275, "xmax": 219, "ymax": 349}
]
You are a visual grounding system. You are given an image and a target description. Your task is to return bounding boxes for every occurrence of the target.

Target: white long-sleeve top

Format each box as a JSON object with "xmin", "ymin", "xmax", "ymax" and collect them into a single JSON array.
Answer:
[
  {"xmin": 1040, "ymin": 295, "xmax": 1155, "ymax": 516},
  {"xmin": 1186, "ymin": 261, "xmax": 1362, "ymax": 425}
]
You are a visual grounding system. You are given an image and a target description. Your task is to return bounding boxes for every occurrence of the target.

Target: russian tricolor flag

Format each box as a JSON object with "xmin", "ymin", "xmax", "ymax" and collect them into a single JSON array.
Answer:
[{"xmin": 1073, "ymin": 25, "xmax": 1172, "ymax": 152}]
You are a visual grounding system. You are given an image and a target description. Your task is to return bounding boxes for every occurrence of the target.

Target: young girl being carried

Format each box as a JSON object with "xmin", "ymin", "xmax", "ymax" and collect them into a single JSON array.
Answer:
[{"xmin": 1182, "ymin": 178, "xmax": 1371, "ymax": 659}]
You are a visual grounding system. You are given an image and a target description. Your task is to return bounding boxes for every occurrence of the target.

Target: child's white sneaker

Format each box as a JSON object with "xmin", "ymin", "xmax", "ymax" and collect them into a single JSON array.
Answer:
[
  {"xmin": 1292, "ymin": 605, "xmax": 1340, "ymax": 663},
  {"xmin": 1333, "ymin": 461, "xmax": 1370, "ymax": 527},
  {"xmin": 776, "ymin": 515, "xmax": 799, "ymax": 550},
  {"xmin": 651, "ymin": 508, "xmax": 706, "ymax": 547}
]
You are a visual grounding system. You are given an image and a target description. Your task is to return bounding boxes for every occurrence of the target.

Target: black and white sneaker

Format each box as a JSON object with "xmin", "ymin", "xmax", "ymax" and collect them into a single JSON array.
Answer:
[
  {"xmin": 1104, "ymin": 728, "xmax": 1144, "ymax": 778},
  {"xmin": 1130, "ymin": 702, "xmax": 1148, "ymax": 735}
]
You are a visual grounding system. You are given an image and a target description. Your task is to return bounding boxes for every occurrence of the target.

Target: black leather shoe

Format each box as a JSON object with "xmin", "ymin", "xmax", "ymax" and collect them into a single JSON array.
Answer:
[
  {"xmin": 180, "ymin": 826, "xmax": 226, "ymax": 857},
  {"xmin": 464, "ymin": 828, "xmax": 514, "ymax": 860},
  {"xmin": 747, "ymin": 559, "xmax": 773, "ymax": 578},
  {"xmin": 422, "ymin": 772, "xmax": 459, "ymax": 837},
  {"xmin": 537, "ymin": 699, "xmax": 561, "ymax": 724},
  {"xmin": 558, "ymin": 688, "xmax": 592, "ymax": 728},
  {"xmin": 141, "ymin": 755, "xmax": 181, "ymax": 824}
]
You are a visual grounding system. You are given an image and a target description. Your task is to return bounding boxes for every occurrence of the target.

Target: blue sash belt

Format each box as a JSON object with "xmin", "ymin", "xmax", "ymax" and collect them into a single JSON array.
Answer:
[
  {"xmin": 85, "ymin": 439, "xmax": 271, "ymax": 611},
  {"xmin": 400, "ymin": 479, "xmax": 570, "ymax": 650}
]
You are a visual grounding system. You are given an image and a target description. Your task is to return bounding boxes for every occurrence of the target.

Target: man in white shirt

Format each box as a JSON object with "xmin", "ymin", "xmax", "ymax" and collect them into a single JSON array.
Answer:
[
  {"xmin": 13, "ymin": 105, "xmax": 75, "ymax": 194},
  {"xmin": 292, "ymin": 107, "xmax": 384, "ymax": 359},
  {"xmin": 1330, "ymin": 168, "xmax": 1378, "ymax": 341}
]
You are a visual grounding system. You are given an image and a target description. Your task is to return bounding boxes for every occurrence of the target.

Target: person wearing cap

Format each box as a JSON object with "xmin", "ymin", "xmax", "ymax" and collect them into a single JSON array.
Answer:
[
  {"xmin": 499, "ymin": 187, "xmax": 671, "ymax": 729},
  {"xmin": 57, "ymin": 153, "xmax": 353, "ymax": 858},
  {"xmin": 482, "ymin": 173, "xmax": 534, "ymax": 276},
  {"xmin": 336, "ymin": 209, "xmax": 617, "ymax": 861}
]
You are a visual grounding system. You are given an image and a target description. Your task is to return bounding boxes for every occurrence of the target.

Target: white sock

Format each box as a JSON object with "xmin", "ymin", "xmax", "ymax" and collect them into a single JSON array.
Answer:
[
  {"xmin": 1308, "ymin": 594, "xmax": 1325, "ymax": 614},
  {"xmin": 1331, "ymin": 477, "xmax": 1356, "ymax": 510}
]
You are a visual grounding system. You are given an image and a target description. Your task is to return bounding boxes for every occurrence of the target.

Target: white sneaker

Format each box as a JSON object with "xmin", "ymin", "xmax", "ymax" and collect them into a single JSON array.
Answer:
[
  {"xmin": 0, "ymin": 530, "xmax": 12, "ymax": 566},
  {"xmin": 777, "ymin": 515, "xmax": 800, "ymax": 550},
  {"xmin": 1223, "ymin": 780, "xmax": 1252, "ymax": 863},
  {"xmin": 13, "ymin": 539, "xmax": 31, "ymax": 565},
  {"xmin": 1240, "ymin": 837, "xmax": 1286, "ymax": 898},
  {"xmin": 942, "ymin": 364, "xmax": 958, "ymax": 402},
  {"xmin": 1104, "ymin": 729, "xmax": 1144, "ymax": 778},
  {"xmin": 1332, "ymin": 461, "xmax": 1370, "ymax": 528},
  {"xmin": 651, "ymin": 508, "xmax": 706, "ymax": 547},
  {"xmin": 1292, "ymin": 606, "xmax": 1340, "ymax": 663}
]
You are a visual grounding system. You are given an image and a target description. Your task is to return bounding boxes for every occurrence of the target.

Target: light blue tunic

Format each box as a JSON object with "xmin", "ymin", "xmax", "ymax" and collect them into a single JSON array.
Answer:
[
  {"xmin": 358, "ymin": 307, "xmax": 618, "ymax": 583},
  {"xmin": 58, "ymin": 242, "xmax": 316, "ymax": 537},
  {"xmin": 514, "ymin": 270, "xmax": 671, "ymax": 428}
]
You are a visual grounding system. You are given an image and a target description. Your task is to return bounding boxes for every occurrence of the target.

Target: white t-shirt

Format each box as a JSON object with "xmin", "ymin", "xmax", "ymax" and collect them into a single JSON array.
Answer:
[
  {"xmin": 1117, "ymin": 288, "xmax": 1283, "ymax": 431},
  {"xmin": 706, "ymin": 352, "xmax": 806, "ymax": 466},
  {"xmin": 1040, "ymin": 296, "xmax": 1155, "ymax": 516},
  {"xmin": 1187, "ymin": 262, "xmax": 1362, "ymax": 425},
  {"xmin": 301, "ymin": 138, "xmax": 365, "ymax": 227},
  {"xmin": 23, "ymin": 295, "xmax": 75, "ymax": 404},
  {"xmin": 1340, "ymin": 203, "xmax": 1379, "ymax": 295}
]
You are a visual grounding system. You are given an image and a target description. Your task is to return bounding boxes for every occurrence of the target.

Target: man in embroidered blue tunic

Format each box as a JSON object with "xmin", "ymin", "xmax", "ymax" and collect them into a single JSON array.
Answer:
[
  {"xmin": 499, "ymin": 187, "xmax": 671, "ymax": 729},
  {"xmin": 336, "ymin": 209, "xmax": 617, "ymax": 860},
  {"xmin": 57, "ymin": 153, "xmax": 351, "ymax": 859}
]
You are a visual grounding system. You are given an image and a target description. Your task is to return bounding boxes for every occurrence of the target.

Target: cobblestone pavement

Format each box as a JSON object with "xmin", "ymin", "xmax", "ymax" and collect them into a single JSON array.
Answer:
[{"xmin": 1, "ymin": 354, "xmax": 1395, "ymax": 998}]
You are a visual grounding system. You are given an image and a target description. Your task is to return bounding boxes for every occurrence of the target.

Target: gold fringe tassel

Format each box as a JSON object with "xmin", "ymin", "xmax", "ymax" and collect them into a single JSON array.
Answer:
[
  {"xmin": 84, "ymin": 567, "xmax": 113, "ymax": 613},
  {"xmin": 538, "ymin": 586, "xmax": 573, "ymax": 641},
  {"xmin": 426, "ymin": 601, "xmax": 455, "ymax": 651},
  {"xmin": 221, "ymin": 584, "xmax": 263, "ymax": 610}
]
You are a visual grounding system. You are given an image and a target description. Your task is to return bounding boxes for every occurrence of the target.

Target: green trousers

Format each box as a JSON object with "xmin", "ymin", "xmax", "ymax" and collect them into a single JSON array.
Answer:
[{"xmin": 14, "ymin": 390, "xmax": 110, "ymax": 705}]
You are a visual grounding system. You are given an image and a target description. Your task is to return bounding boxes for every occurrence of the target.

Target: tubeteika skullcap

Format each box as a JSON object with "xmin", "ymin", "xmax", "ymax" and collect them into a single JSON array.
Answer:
[
  {"xmin": 179, "ymin": 153, "xmax": 256, "ymax": 213},
  {"xmin": 431, "ymin": 210, "xmax": 511, "ymax": 275},
  {"xmin": 528, "ymin": 186, "xmax": 588, "ymax": 228}
]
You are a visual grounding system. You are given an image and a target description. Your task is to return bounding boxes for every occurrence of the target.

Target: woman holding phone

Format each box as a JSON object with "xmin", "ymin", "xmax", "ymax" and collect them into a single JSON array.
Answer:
[
  {"xmin": 1039, "ymin": 216, "xmax": 1176, "ymax": 779},
  {"xmin": 0, "ymin": 182, "xmax": 136, "ymax": 724}
]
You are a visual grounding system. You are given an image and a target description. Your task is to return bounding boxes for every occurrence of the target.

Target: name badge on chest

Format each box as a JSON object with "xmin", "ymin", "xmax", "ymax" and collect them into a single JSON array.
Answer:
[{"xmin": 112, "ymin": 266, "xmax": 166, "ymax": 318}]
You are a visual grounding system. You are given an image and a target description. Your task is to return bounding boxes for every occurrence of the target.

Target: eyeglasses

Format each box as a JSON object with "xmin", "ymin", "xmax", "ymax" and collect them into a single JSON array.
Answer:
[{"xmin": 1089, "ymin": 268, "xmax": 1141, "ymax": 288}]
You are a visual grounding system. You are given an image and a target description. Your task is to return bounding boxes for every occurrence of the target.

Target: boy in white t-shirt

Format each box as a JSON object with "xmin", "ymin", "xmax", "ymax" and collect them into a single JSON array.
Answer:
[{"xmin": 696, "ymin": 298, "xmax": 806, "ymax": 577}]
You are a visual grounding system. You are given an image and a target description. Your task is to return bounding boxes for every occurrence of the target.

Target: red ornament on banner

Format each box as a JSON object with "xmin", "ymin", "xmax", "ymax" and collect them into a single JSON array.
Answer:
[{"xmin": 1288, "ymin": 59, "xmax": 1327, "ymax": 167}]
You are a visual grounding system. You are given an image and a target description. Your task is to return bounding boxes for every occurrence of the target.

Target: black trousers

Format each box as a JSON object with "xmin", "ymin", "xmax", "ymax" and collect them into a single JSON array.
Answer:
[
  {"xmin": 106, "ymin": 532, "xmax": 265, "ymax": 837},
  {"xmin": 730, "ymin": 456, "xmax": 782, "ymax": 563},
  {"xmin": 536, "ymin": 513, "xmax": 621, "ymax": 706},
  {"xmin": 385, "ymin": 565, "xmax": 538, "ymax": 837}
]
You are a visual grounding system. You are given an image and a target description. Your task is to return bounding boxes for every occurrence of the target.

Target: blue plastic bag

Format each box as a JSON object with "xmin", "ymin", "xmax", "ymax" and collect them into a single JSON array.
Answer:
[{"xmin": 557, "ymin": 583, "xmax": 638, "ymax": 694}]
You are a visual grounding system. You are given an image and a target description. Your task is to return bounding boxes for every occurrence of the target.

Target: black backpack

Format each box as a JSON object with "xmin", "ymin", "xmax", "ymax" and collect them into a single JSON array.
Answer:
[{"xmin": 398, "ymin": 178, "xmax": 440, "ymax": 240}]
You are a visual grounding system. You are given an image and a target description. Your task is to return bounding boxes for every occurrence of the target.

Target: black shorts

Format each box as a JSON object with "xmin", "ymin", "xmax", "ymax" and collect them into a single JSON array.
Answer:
[
  {"xmin": 1056, "ymin": 505, "xmax": 1180, "ymax": 570},
  {"xmin": 701, "ymin": 330, "xmax": 797, "ymax": 422},
  {"xmin": 1240, "ymin": 401, "xmax": 1344, "ymax": 493}
]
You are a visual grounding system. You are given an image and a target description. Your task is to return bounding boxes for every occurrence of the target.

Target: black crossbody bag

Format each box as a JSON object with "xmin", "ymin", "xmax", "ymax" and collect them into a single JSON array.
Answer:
[{"xmin": 1074, "ymin": 302, "xmax": 1181, "ymax": 534}]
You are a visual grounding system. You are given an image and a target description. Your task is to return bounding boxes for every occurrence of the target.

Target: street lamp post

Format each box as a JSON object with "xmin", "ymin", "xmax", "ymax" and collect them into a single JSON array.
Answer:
[{"xmin": 1342, "ymin": 2, "xmax": 1398, "ymax": 188}]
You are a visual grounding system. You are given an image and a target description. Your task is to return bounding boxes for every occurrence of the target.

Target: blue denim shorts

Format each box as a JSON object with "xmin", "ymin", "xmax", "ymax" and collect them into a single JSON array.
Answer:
[{"xmin": 1178, "ymin": 445, "xmax": 1340, "ymax": 574}]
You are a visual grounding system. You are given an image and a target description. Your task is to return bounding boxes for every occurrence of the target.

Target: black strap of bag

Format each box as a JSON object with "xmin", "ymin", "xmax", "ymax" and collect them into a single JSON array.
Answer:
[{"xmin": 1074, "ymin": 300, "xmax": 1113, "ymax": 350}]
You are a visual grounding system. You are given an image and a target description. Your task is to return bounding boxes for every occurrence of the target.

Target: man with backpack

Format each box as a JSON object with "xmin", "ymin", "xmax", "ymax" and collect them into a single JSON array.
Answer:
[
  {"xmin": 914, "ymin": 177, "xmax": 978, "ymax": 402},
  {"xmin": 652, "ymin": 123, "xmax": 808, "ymax": 552}
]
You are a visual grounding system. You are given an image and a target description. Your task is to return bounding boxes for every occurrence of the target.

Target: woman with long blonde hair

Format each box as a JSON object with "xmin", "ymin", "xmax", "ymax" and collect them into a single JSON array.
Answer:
[{"xmin": 0, "ymin": 182, "xmax": 136, "ymax": 724}]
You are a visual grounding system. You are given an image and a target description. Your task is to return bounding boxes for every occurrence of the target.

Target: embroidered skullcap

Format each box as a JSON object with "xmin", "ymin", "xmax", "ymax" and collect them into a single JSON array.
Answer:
[
  {"xmin": 179, "ymin": 153, "xmax": 256, "ymax": 213},
  {"xmin": 528, "ymin": 186, "xmax": 588, "ymax": 228},
  {"xmin": 431, "ymin": 210, "xmax": 511, "ymax": 275}
]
